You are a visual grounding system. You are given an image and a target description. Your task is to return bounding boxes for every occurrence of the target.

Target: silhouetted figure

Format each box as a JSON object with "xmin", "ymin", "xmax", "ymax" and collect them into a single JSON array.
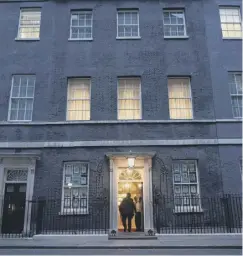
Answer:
[
  {"xmin": 134, "ymin": 196, "xmax": 143, "ymax": 231},
  {"xmin": 119, "ymin": 193, "xmax": 136, "ymax": 232}
]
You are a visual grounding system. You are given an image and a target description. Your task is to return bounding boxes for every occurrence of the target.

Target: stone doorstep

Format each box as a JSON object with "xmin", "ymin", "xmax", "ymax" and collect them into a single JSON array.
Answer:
[{"xmin": 108, "ymin": 231, "xmax": 157, "ymax": 240}]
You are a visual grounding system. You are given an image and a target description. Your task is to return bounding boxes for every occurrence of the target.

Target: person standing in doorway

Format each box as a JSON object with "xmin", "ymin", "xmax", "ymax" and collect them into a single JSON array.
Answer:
[
  {"xmin": 119, "ymin": 193, "xmax": 136, "ymax": 232},
  {"xmin": 134, "ymin": 196, "xmax": 143, "ymax": 231}
]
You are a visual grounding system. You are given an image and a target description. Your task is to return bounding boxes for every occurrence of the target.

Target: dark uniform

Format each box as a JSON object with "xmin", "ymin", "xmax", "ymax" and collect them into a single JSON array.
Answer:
[{"xmin": 119, "ymin": 194, "xmax": 136, "ymax": 232}]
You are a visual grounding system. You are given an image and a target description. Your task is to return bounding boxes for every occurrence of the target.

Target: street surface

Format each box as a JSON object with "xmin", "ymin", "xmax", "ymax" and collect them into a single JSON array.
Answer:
[{"xmin": 0, "ymin": 248, "xmax": 241, "ymax": 255}]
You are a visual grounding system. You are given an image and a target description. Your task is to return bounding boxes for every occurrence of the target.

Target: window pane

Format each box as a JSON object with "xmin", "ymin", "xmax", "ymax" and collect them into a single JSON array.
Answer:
[
  {"xmin": 220, "ymin": 8, "xmax": 242, "ymax": 38},
  {"xmin": 63, "ymin": 163, "xmax": 89, "ymax": 211},
  {"xmin": 117, "ymin": 11, "xmax": 139, "ymax": 38},
  {"xmin": 173, "ymin": 161, "xmax": 200, "ymax": 208},
  {"xmin": 9, "ymin": 75, "xmax": 35, "ymax": 121},
  {"xmin": 70, "ymin": 11, "xmax": 93, "ymax": 39},
  {"xmin": 168, "ymin": 78, "xmax": 192, "ymax": 119},
  {"xmin": 229, "ymin": 73, "xmax": 242, "ymax": 118},
  {"xmin": 18, "ymin": 9, "xmax": 41, "ymax": 39},
  {"xmin": 163, "ymin": 10, "xmax": 186, "ymax": 36},
  {"xmin": 118, "ymin": 78, "xmax": 141, "ymax": 120},
  {"xmin": 67, "ymin": 78, "xmax": 91, "ymax": 120}
]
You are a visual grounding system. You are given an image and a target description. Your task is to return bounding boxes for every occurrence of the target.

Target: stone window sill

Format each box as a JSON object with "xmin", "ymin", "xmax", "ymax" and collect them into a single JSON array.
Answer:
[
  {"xmin": 59, "ymin": 210, "xmax": 89, "ymax": 215},
  {"xmin": 116, "ymin": 36, "xmax": 141, "ymax": 40},
  {"xmin": 164, "ymin": 36, "xmax": 189, "ymax": 39},
  {"xmin": 173, "ymin": 207, "xmax": 203, "ymax": 213},
  {"xmin": 68, "ymin": 38, "xmax": 93, "ymax": 41},
  {"xmin": 223, "ymin": 37, "xmax": 242, "ymax": 40},
  {"xmin": 15, "ymin": 38, "xmax": 40, "ymax": 41}
]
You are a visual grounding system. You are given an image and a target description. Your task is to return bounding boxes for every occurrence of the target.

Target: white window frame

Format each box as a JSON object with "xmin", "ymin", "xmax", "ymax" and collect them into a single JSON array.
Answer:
[
  {"xmin": 17, "ymin": 8, "xmax": 41, "ymax": 40},
  {"xmin": 61, "ymin": 162, "xmax": 89, "ymax": 215},
  {"xmin": 116, "ymin": 10, "xmax": 140, "ymax": 39},
  {"xmin": 219, "ymin": 7, "xmax": 242, "ymax": 39},
  {"xmin": 163, "ymin": 9, "xmax": 188, "ymax": 38},
  {"xmin": 117, "ymin": 77, "xmax": 142, "ymax": 120},
  {"xmin": 8, "ymin": 75, "xmax": 36, "ymax": 122},
  {"xmin": 168, "ymin": 77, "xmax": 193, "ymax": 120},
  {"xmin": 229, "ymin": 72, "xmax": 242, "ymax": 119},
  {"xmin": 172, "ymin": 160, "xmax": 202, "ymax": 213},
  {"xmin": 69, "ymin": 10, "xmax": 93, "ymax": 40},
  {"xmin": 66, "ymin": 78, "xmax": 91, "ymax": 121}
]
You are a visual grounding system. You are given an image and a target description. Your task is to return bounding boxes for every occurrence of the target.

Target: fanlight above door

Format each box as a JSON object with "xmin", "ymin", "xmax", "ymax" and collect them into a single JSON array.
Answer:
[{"xmin": 119, "ymin": 168, "xmax": 142, "ymax": 181}]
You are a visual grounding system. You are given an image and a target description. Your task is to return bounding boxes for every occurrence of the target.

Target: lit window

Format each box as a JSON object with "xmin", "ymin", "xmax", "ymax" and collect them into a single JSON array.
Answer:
[
  {"xmin": 229, "ymin": 72, "xmax": 242, "ymax": 118},
  {"xmin": 67, "ymin": 78, "xmax": 91, "ymax": 121},
  {"xmin": 8, "ymin": 75, "xmax": 36, "ymax": 121},
  {"xmin": 219, "ymin": 7, "xmax": 242, "ymax": 38},
  {"xmin": 62, "ymin": 162, "xmax": 89, "ymax": 214},
  {"xmin": 17, "ymin": 9, "xmax": 41, "ymax": 39},
  {"xmin": 118, "ymin": 78, "xmax": 141, "ymax": 120},
  {"xmin": 70, "ymin": 11, "xmax": 93, "ymax": 40},
  {"xmin": 173, "ymin": 160, "xmax": 201, "ymax": 212},
  {"xmin": 163, "ymin": 10, "xmax": 187, "ymax": 37},
  {"xmin": 117, "ymin": 10, "xmax": 140, "ymax": 38},
  {"xmin": 168, "ymin": 77, "xmax": 193, "ymax": 119}
]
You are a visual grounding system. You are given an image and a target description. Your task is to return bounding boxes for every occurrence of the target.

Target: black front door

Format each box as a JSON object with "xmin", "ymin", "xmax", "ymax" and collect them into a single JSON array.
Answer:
[{"xmin": 1, "ymin": 183, "xmax": 26, "ymax": 234}]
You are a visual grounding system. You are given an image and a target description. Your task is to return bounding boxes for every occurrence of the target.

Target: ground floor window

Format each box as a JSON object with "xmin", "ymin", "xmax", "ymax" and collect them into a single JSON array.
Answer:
[
  {"xmin": 62, "ymin": 162, "xmax": 89, "ymax": 214},
  {"xmin": 172, "ymin": 160, "xmax": 201, "ymax": 211}
]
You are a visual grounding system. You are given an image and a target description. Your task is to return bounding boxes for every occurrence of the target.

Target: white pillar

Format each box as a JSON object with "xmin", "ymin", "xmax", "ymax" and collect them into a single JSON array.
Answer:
[
  {"xmin": 143, "ymin": 157, "xmax": 155, "ymax": 235},
  {"xmin": 24, "ymin": 159, "xmax": 36, "ymax": 235},
  {"xmin": 109, "ymin": 158, "xmax": 118, "ymax": 235}
]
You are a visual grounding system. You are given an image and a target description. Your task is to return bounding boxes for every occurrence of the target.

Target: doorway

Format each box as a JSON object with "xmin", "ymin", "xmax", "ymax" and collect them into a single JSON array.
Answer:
[
  {"xmin": 117, "ymin": 181, "xmax": 144, "ymax": 231},
  {"xmin": 1, "ymin": 183, "xmax": 26, "ymax": 234},
  {"xmin": 117, "ymin": 167, "xmax": 144, "ymax": 232}
]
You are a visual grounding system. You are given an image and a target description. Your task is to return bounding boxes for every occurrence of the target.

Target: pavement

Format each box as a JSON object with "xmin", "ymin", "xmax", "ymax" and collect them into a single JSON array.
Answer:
[
  {"xmin": 0, "ymin": 234, "xmax": 241, "ymax": 249},
  {"xmin": 0, "ymin": 248, "xmax": 242, "ymax": 255}
]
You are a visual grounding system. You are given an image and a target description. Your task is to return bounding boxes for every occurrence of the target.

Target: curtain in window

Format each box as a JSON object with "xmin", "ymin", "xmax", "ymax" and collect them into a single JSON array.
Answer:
[
  {"xmin": 67, "ymin": 78, "xmax": 90, "ymax": 120},
  {"xmin": 168, "ymin": 78, "xmax": 193, "ymax": 119},
  {"xmin": 118, "ymin": 78, "xmax": 141, "ymax": 120}
]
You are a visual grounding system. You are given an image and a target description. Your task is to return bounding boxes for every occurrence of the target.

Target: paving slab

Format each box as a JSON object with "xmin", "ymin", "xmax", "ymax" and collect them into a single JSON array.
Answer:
[{"xmin": 0, "ymin": 234, "xmax": 241, "ymax": 249}]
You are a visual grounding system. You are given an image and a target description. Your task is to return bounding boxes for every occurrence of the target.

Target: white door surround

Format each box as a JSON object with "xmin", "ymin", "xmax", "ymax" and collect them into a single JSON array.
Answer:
[
  {"xmin": 106, "ymin": 152, "xmax": 155, "ymax": 236},
  {"xmin": 0, "ymin": 152, "xmax": 40, "ymax": 235}
]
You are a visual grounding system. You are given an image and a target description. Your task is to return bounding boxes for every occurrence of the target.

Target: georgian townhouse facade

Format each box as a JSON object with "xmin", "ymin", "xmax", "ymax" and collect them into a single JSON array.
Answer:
[{"xmin": 0, "ymin": 0, "xmax": 242, "ymax": 236}]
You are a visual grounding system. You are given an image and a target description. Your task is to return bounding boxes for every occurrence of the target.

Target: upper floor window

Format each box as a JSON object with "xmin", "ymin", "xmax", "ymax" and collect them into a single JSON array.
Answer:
[
  {"xmin": 8, "ymin": 75, "xmax": 36, "ymax": 121},
  {"xmin": 172, "ymin": 160, "xmax": 201, "ymax": 212},
  {"xmin": 17, "ymin": 8, "xmax": 41, "ymax": 39},
  {"xmin": 168, "ymin": 77, "xmax": 193, "ymax": 119},
  {"xmin": 67, "ymin": 78, "xmax": 91, "ymax": 121},
  {"xmin": 117, "ymin": 10, "xmax": 140, "ymax": 39},
  {"xmin": 229, "ymin": 72, "xmax": 242, "ymax": 118},
  {"xmin": 62, "ymin": 162, "xmax": 89, "ymax": 214},
  {"xmin": 69, "ymin": 11, "xmax": 93, "ymax": 40},
  {"xmin": 117, "ymin": 77, "xmax": 141, "ymax": 120},
  {"xmin": 163, "ymin": 10, "xmax": 187, "ymax": 37},
  {"xmin": 219, "ymin": 7, "xmax": 242, "ymax": 39}
]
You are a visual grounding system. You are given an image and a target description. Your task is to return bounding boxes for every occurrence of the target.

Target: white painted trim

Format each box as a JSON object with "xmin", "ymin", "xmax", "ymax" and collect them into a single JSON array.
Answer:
[
  {"xmin": 143, "ymin": 158, "xmax": 154, "ymax": 234},
  {"xmin": 0, "ymin": 118, "xmax": 241, "ymax": 125},
  {"xmin": 0, "ymin": 138, "xmax": 241, "ymax": 149},
  {"xmin": 109, "ymin": 159, "xmax": 118, "ymax": 233}
]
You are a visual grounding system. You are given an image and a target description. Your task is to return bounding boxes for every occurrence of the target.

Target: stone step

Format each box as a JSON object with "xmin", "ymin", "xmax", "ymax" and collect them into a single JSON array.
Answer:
[{"xmin": 108, "ymin": 232, "xmax": 158, "ymax": 240}]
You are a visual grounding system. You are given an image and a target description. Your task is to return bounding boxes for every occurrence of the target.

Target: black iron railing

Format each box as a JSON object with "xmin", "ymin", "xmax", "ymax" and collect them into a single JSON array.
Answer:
[
  {"xmin": 153, "ymin": 195, "xmax": 242, "ymax": 234},
  {"xmin": 0, "ymin": 195, "xmax": 241, "ymax": 237}
]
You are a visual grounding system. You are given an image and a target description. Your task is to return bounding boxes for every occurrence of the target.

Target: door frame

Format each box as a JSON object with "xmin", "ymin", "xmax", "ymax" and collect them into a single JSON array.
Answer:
[
  {"xmin": 0, "ymin": 154, "xmax": 39, "ymax": 235},
  {"xmin": 106, "ymin": 152, "xmax": 155, "ymax": 236}
]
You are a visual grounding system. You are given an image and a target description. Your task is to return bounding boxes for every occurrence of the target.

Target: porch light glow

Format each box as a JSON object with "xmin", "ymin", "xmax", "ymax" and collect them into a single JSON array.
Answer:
[
  {"xmin": 128, "ymin": 157, "xmax": 135, "ymax": 168},
  {"xmin": 67, "ymin": 182, "xmax": 72, "ymax": 189}
]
